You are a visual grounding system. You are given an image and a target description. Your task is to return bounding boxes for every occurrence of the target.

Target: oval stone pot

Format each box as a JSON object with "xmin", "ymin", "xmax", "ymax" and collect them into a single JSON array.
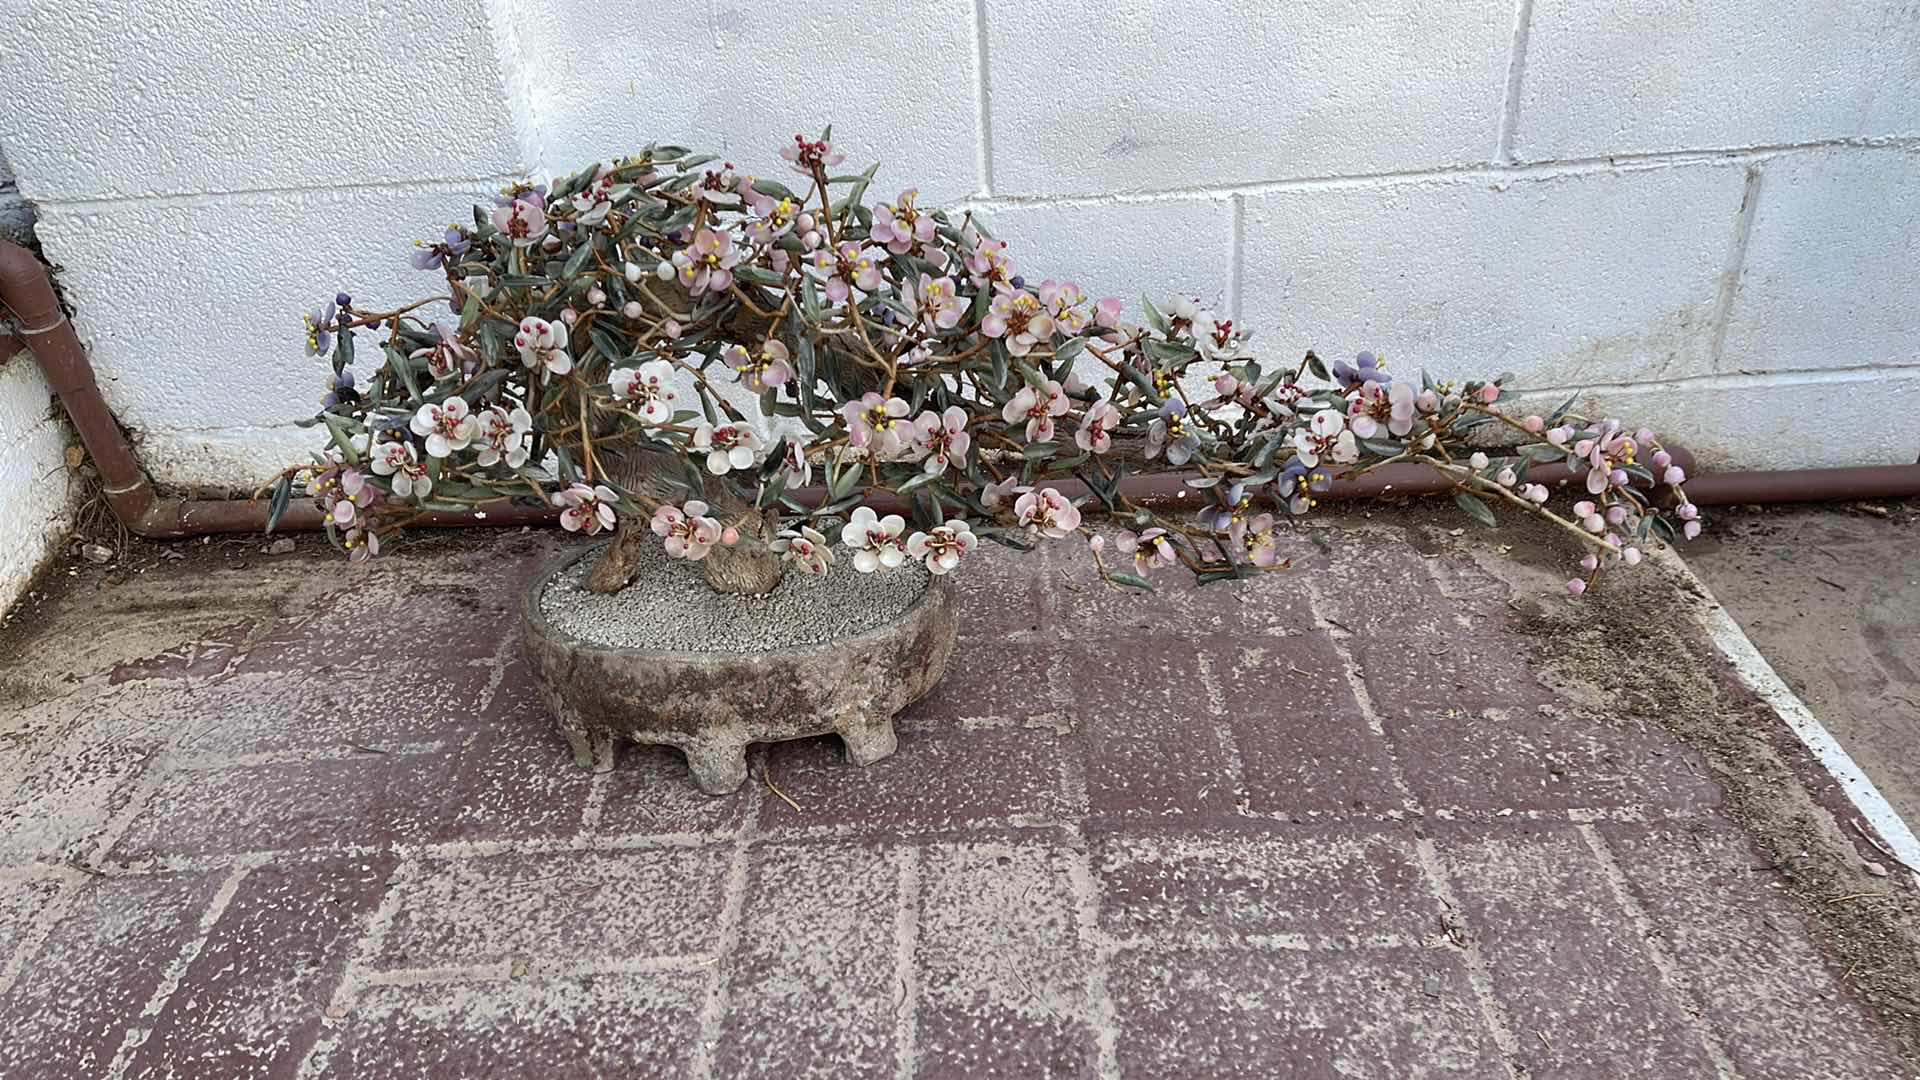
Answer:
[{"xmin": 520, "ymin": 545, "xmax": 958, "ymax": 795}]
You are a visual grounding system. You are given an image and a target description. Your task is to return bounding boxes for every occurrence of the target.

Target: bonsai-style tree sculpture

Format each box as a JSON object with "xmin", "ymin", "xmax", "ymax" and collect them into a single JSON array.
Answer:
[{"xmin": 282, "ymin": 130, "xmax": 1702, "ymax": 599}]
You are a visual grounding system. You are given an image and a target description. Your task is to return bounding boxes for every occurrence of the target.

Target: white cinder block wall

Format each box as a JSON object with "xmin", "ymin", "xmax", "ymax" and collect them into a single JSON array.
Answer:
[
  {"xmin": 0, "ymin": 136, "xmax": 70, "ymax": 616},
  {"xmin": 0, "ymin": 0, "xmax": 1916, "ymax": 596}
]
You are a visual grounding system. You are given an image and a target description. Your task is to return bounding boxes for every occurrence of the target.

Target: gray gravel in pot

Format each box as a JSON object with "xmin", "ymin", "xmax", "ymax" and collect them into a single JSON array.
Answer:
[{"xmin": 540, "ymin": 541, "xmax": 933, "ymax": 652}]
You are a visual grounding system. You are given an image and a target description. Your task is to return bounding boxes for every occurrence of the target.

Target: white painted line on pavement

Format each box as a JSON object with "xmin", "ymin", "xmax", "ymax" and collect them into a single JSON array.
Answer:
[{"xmin": 1661, "ymin": 547, "xmax": 1920, "ymax": 886}]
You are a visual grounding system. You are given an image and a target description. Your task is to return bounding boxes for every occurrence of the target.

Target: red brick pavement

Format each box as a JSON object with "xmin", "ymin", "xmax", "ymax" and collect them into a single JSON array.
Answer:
[{"xmin": 0, "ymin": 530, "xmax": 1907, "ymax": 1078}]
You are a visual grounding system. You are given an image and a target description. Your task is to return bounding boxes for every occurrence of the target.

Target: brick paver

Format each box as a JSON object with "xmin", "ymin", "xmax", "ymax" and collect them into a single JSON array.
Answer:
[{"xmin": 0, "ymin": 529, "xmax": 1909, "ymax": 1078}]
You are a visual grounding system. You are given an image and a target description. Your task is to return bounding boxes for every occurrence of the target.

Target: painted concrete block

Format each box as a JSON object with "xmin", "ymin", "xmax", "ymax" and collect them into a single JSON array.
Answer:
[
  {"xmin": 964, "ymin": 196, "xmax": 1232, "ymax": 321},
  {"xmin": 1240, "ymin": 164, "xmax": 1748, "ymax": 388},
  {"xmin": 1721, "ymin": 149, "xmax": 1920, "ymax": 373},
  {"xmin": 0, "ymin": 0, "xmax": 524, "ymax": 200},
  {"xmin": 987, "ymin": 0, "xmax": 1514, "ymax": 194},
  {"xmin": 0, "ymin": 361, "xmax": 71, "ymax": 613},
  {"xmin": 1515, "ymin": 0, "xmax": 1920, "ymax": 161},
  {"xmin": 31, "ymin": 183, "xmax": 494, "ymax": 443},
  {"xmin": 518, "ymin": 0, "xmax": 980, "ymax": 203},
  {"xmin": 1544, "ymin": 368, "xmax": 1920, "ymax": 470}
]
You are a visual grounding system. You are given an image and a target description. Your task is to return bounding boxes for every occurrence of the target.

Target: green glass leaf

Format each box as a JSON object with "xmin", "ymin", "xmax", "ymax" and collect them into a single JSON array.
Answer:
[
  {"xmin": 321, "ymin": 412, "xmax": 360, "ymax": 466},
  {"xmin": 1453, "ymin": 490, "xmax": 1497, "ymax": 528},
  {"xmin": 1547, "ymin": 391, "xmax": 1579, "ymax": 425},
  {"xmin": 384, "ymin": 345, "xmax": 423, "ymax": 404},
  {"xmin": 264, "ymin": 475, "xmax": 293, "ymax": 533},
  {"xmin": 1140, "ymin": 296, "xmax": 1171, "ymax": 337}
]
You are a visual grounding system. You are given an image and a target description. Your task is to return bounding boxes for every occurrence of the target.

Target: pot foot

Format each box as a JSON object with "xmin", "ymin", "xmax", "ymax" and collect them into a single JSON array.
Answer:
[
  {"xmin": 839, "ymin": 713, "xmax": 899, "ymax": 768},
  {"xmin": 684, "ymin": 739, "xmax": 750, "ymax": 796},
  {"xmin": 549, "ymin": 698, "xmax": 617, "ymax": 773}
]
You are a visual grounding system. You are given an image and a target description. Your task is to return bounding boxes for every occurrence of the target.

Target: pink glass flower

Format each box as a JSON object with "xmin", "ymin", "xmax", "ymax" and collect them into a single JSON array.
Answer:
[
  {"xmin": 912, "ymin": 406, "xmax": 971, "ymax": 474},
  {"xmin": 870, "ymin": 189, "xmax": 937, "ymax": 254},
  {"xmin": 555, "ymin": 483, "xmax": 619, "ymax": 535},
  {"xmin": 693, "ymin": 423, "xmax": 762, "ymax": 475},
  {"xmin": 1116, "ymin": 528, "xmax": 1175, "ymax": 574},
  {"xmin": 723, "ymin": 339, "xmax": 793, "ymax": 392},
  {"xmin": 1243, "ymin": 513, "xmax": 1285, "ymax": 567},
  {"xmin": 515, "ymin": 317, "xmax": 573, "ymax": 380},
  {"xmin": 409, "ymin": 395, "xmax": 480, "ymax": 458},
  {"xmin": 411, "ymin": 321, "xmax": 475, "ymax": 382},
  {"xmin": 771, "ymin": 525, "xmax": 834, "ymax": 575},
  {"xmin": 781, "ymin": 133, "xmax": 844, "ymax": 175},
  {"xmin": 473, "ymin": 406, "xmax": 533, "ymax": 469},
  {"xmin": 370, "ymin": 440, "xmax": 433, "ymax": 500},
  {"xmin": 1014, "ymin": 487, "xmax": 1080, "ymax": 539},
  {"xmin": 809, "ymin": 241, "xmax": 886, "ymax": 304},
  {"xmin": 843, "ymin": 392, "xmax": 912, "ymax": 454},
  {"xmin": 672, "ymin": 228, "xmax": 742, "ymax": 295},
  {"xmin": 906, "ymin": 519, "xmax": 976, "ymax": 575},
  {"xmin": 843, "ymin": 506, "xmax": 907, "ymax": 573},
  {"xmin": 1001, "ymin": 380, "xmax": 1069, "ymax": 442},
  {"xmin": 490, "ymin": 198, "xmax": 548, "ymax": 247},
  {"xmin": 902, "ymin": 273, "xmax": 965, "ymax": 331},
  {"xmin": 609, "ymin": 359, "xmax": 679, "ymax": 424},
  {"xmin": 982, "ymin": 292, "xmax": 1055, "ymax": 357},
  {"xmin": 651, "ymin": 499, "xmax": 722, "ymax": 558},
  {"xmin": 963, "ymin": 232, "xmax": 1015, "ymax": 292},
  {"xmin": 1075, "ymin": 401, "xmax": 1121, "ymax": 454}
]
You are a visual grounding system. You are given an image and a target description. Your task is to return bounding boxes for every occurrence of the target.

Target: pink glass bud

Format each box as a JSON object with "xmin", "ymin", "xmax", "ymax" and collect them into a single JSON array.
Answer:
[
  {"xmin": 1606, "ymin": 504, "xmax": 1627, "ymax": 524},
  {"xmin": 1683, "ymin": 520, "xmax": 1702, "ymax": 540},
  {"xmin": 623, "ymin": 301, "xmax": 644, "ymax": 319},
  {"xmin": 1523, "ymin": 415, "xmax": 1545, "ymax": 433},
  {"xmin": 1663, "ymin": 466, "xmax": 1686, "ymax": 485},
  {"xmin": 1566, "ymin": 578, "xmax": 1587, "ymax": 596},
  {"xmin": 1479, "ymin": 383, "xmax": 1500, "ymax": 402},
  {"xmin": 721, "ymin": 527, "xmax": 740, "ymax": 546},
  {"xmin": 1580, "ymin": 554, "xmax": 1599, "ymax": 572},
  {"xmin": 1573, "ymin": 500, "xmax": 1595, "ymax": 518},
  {"xmin": 561, "ymin": 308, "xmax": 578, "ymax": 325},
  {"xmin": 1652, "ymin": 449, "xmax": 1672, "ymax": 469},
  {"xmin": 1089, "ymin": 535, "xmax": 1106, "ymax": 553},
  {"xmin": 1623, "ymin": 546, "xmax": 1642, "ymax": 566},
  {"xmin": 587, "ymin": 287, "xmax": 607, "ymax": 306}
]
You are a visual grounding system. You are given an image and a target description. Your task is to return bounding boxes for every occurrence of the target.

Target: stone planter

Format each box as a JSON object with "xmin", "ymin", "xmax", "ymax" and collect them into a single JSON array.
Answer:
[{"xmin": 520, "ymin": 545, "xmax": 958, "ymax": 795}]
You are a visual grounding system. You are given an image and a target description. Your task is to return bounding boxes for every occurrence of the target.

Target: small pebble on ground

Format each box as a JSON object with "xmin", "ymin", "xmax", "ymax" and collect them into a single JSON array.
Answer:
[{"xmin": 540, "ymin": 543, "xmax": 931, "ymax": 652}]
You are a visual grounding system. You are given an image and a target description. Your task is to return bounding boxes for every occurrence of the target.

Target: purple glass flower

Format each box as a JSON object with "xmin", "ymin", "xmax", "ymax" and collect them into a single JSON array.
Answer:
[
  {"xmin": 1146, "ymin": 398, "xmax": 1200, "ymax": 466},
  {"xmin": 1331, "ymin": 350, "xmax": 1389, "ymax": 390},
  {"xmin": 304, "ymin": 301, "xmax": 336, "ymax": 357},
  {"xmin": 1198, "ymin": 483, "xmax": 1247, "ymax": 533},
  {"xmin": 410, "ymin": 227, "xmax": 473, "ymax": 271},
  {"xmin": 320, "ymin": 369, "xmax": 359, "ymax": 409}
]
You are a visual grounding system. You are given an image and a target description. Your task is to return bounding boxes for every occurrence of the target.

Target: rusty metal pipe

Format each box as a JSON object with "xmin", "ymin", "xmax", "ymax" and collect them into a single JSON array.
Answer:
[
  {"xmin": 1, "ymin": 239, "xmax": 558, "ymax": 537},
  {"xmin": 1675, "ymin": 463, "xmax": 1920, "ymax": 506},
  {"xmin": 4, "ymin": 240, "xmax": 1914, "ymax": 542}
]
